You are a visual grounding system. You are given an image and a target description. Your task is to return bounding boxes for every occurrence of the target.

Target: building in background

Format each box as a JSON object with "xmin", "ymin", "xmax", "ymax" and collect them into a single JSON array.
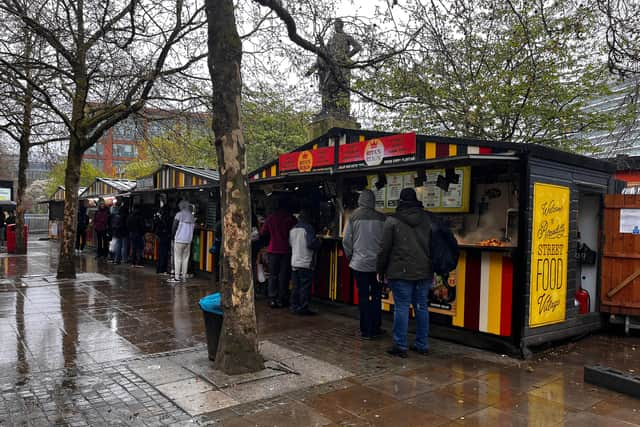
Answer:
[
  {"xmin": 584, "ymin": 79, "xmax": 640, "ymax": 158},
  {"xmin": 83, "ymin": 108, "xmax": 209, "ymax": 176}
]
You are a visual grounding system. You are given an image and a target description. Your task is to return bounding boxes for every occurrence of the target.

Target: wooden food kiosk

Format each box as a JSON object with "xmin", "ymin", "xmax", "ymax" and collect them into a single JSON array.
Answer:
[{"xmin": 250, "ymin": 127, "xmax": 616, "ymax": 355}]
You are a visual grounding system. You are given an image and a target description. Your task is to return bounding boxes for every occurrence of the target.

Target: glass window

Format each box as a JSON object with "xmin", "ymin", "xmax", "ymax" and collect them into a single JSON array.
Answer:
[{"xmin": 113, "ymin": 143, "xmax": 137, "ymax": 158}]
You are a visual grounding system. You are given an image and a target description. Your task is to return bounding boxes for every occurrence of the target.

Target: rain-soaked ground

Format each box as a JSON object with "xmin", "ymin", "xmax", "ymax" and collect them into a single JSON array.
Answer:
[{"xmin": 0, "ymin": 238, "xmax": 638, "ymax": 426}]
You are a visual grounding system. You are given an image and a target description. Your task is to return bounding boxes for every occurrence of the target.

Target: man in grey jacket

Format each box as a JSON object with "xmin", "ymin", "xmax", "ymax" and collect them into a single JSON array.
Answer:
[{"xmin": 343, "ymin": 190, "xmax": 386, "ymax": 339}]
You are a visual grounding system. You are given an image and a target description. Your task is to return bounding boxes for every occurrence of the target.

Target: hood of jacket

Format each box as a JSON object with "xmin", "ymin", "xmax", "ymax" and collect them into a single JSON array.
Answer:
[
  {"xmin": 395, "ymin": 201, "xmax": 425, "ymax": 227},
  {"xmin": 358, "ymin": 190, "xmax": 376, "ymax": 209}
]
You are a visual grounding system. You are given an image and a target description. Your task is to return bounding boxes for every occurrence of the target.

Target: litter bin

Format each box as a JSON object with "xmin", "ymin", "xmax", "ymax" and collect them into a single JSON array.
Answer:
[
  {"xmin": 199, "ymin": 293, "xmax": 223, "ymax": 361},
  {"xmin": 6, "ymin": 224, "xmax": 28, "ymax": 254}
]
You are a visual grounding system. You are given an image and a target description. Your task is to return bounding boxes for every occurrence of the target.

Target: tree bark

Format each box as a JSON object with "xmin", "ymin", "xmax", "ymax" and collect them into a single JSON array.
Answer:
[
  {"xmin": 207, "ymin": 0, "xmax": 264, "ymax": 374},
  {"xmin": 15, "ymin": 137, "xmax": 29, "ymax": 255},
  {"xmin": 56, "ymin": 142, "xmax": 82, "ymax": 279}
]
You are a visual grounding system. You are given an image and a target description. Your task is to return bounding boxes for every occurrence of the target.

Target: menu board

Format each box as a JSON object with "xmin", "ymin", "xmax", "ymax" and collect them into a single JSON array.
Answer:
[
  {"xmin": 419, "ymin": 167, "xmax": 470, "ymax": 212},
  {"xmin": 367, "ymin": 172, "xmax": 416, "ymax": 211}
]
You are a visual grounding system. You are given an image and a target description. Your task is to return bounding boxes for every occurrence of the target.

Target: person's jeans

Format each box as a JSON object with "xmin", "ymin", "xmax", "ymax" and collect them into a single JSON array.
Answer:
[
  {"xmin": 353, "ymin": 270, "xmax": 382, "ymax": 337},
  {"xmin": 291, "ymin": 268, "xmax": 313, "ymax": 312},
  {"xmin": 129, "ymin": 232, "xmax": 143, "ymax": 265},
  {"xmin": 268, "ymin": 253, "xmax": 291, "ymax": 305},
  {"xmin": 156, "ymin": 235, "xmax": 170, "ymax": 273},
  {"xmin": 389, "ymin": 279, "xmax": 431, "ymax": 351},
  {"xmin": 114, "ymin": 236, "xmax": 129, "ymax": 263},
  {"xmin": 174, "ymin": 242, "xmax": 191, "ymax": 279}
]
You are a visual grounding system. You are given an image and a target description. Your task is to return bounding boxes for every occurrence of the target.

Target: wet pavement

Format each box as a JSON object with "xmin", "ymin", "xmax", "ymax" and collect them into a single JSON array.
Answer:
[{"xmin": 0, "ymin": 239, "xmax": 638, "ymax": 426}]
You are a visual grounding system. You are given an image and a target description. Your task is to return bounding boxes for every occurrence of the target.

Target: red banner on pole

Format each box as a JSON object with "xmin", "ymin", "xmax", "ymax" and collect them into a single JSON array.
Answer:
[
  {"xmin": 279, "ymin": 146, "xmax": 335, "ymax": 173},
  {"xmin": 338, "ymin": 133, "xmax": 416, "ymax": 169}
]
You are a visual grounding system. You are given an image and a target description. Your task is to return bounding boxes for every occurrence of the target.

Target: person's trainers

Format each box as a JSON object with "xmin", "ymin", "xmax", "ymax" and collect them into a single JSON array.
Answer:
[
  {"xmin": 167, "ymin": 277, "xmax": 181, "ymax": 283},
  {"xmin": 387, "ymin": 346, "xmax": 408, "ymax": 358},
  {"xmin": 409, "ymin": 345, "xmax": 429, "ymax": 355}
]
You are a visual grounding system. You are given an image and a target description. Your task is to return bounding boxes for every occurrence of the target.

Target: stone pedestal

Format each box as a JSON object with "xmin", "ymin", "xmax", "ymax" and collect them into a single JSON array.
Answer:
[{"xmin": 306, "ymin": 116, "xmax": 361, "ymax": 141}]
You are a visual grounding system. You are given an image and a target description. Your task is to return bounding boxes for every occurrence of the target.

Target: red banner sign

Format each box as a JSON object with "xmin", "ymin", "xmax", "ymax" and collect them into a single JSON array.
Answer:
[
  {"xmin": 279, "ymin": 146, "xmax": 335, "ymax": 173},
  {"xmin": 338, "ymin": 133, "xmax": 416, "ymax": 169}
]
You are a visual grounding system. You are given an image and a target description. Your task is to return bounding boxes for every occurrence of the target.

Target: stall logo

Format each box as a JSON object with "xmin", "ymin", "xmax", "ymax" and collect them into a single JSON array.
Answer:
[
  {"xmin": 297, "ymin": 150, "xmax": 313, "ymax": 173},
  {"xmin": 364, "ymin": 139, "xmax": 384, "ymax": 166}
]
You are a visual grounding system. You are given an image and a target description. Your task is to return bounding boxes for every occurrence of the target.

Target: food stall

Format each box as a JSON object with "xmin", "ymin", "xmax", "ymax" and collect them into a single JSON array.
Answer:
[
  {"xmin": 79, "ymin": 178, "xmax": 137, "ymax": 246},
  {"xmin": 43, "ymin": 186, "xmax": 87, "ymax": 240},
  {"xmin": 129, "ymin": 164, "xmax": 220, "ymax": 275},
  {"xmin": 250, "ymin": 127, "xmax": 616, "ymax": 355}
]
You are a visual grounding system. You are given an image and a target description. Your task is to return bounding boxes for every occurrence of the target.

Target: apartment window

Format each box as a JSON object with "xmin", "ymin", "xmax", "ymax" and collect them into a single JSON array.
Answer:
[
  {"xmin": 113, "ymin": 143, "xmax": 137, "ymax": 158},
  {"xmin": 85, "ymin": 142, "xmax": 104, "ymax": 156}
]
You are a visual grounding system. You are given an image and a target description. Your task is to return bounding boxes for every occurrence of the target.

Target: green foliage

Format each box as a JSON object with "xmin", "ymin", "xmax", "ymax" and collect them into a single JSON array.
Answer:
[
  {"xmin": 243, "ymin": 91, "xmax": 311, "ymax": 170},
  {"xmin": 356, "ymin": 0, "xmax": 631, "ymax": 152},
  {"xmin": 122, "ymin": 122, "xmax": 217, "ymax": 179},
  {"xmin": 45, "ymin": 160, "xmax": 102, "ymax": 197}
]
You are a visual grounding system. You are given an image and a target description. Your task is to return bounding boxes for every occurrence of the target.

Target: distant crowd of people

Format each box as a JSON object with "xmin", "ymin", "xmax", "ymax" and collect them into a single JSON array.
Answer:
[
  {"xmin": 86, "ymin": 197, "xmax": 195, "ymax": 283},
  {"xmin": 259, "ymin": 188, "xmax": 434, "ymax": 358}
]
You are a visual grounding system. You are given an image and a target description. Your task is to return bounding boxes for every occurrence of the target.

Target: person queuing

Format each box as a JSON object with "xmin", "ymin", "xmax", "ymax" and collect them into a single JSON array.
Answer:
[
  {"xmin": 168, "ymin": 200, "xmax": 195, "ymax": 283},
  {"xmin": 153, "ymin": 205, "xmax": 172, "ymax": 275},
  {"xmin": 377, "ymin": 188, "xmax": 432, "ymax": 358},
  {"xmin": 289, "ymin": 209, "xmax": 321, "ymax": 316},
  {"xmin": 93, "ymin": 199, "xmax": 110, "ymax": 259},
  {"xmin": 76, "ymin": 201, "xmax": 89, "ymax": 254},
  {"xmin": 127, "ymin": 205, "xmax": 145, "ymax": 268},
  {"xmin": 111, "ymin": 200, "xmax": 129, "ymax": 264},
  {"xmin": 343, "ymin": 190, "xmax": 386, "ymax": 340},
  {"xmin": 260, "ymin": 197, "xmax": 296, "ymax": 309}
]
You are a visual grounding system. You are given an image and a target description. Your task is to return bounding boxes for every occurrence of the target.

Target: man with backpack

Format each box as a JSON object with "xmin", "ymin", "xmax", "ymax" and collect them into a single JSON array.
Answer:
[
  {"xmin": 377, "ymin": 188, "xmax": 433, "ymax": 358},
  {"xmin": 343, "ymin": 189, "xmax": 386, "ymax": 340}
]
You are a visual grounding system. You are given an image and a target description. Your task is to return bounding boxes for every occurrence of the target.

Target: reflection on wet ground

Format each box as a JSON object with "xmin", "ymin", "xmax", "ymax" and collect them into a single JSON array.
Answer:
[{"xmin": 0, "ymin": 240, "xmax": 638, "ymax": 425}]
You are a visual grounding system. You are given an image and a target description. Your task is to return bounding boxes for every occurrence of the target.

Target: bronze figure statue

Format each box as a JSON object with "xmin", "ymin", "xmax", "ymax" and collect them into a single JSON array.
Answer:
[{"xmin": 306, "ymin": 19, "xmax": 362, "ymax": 119}]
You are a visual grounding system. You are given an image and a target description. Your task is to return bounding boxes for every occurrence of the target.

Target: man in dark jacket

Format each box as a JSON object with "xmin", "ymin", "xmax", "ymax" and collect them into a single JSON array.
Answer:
[
  {"xmin": 93, "ymin": 199, "xmax": 110, "ymax": 259},
  {"xmin": 343, "ymin": 190, "xmax": 386, "ymax": 339},
  {"xmin": 127, "ymin": 205, "xmax": 145, "ymax": 267},
  {"xmin": 377, "ymin": 188, "xmax": 432, "ymax": 358},
  {"xmin": 153, "ymin": 205, "xmax": 172, "ymax": 274},
  {"xmin": 76, "ymin": 201, "xmax": 89, "ymax": 253}
]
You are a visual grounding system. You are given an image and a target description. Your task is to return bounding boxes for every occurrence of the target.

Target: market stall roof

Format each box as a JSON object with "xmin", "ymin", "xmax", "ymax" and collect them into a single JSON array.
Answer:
[
  {"xmin": 39, "ymin": 185, "xmax": 88, "ymax": 204},
  {"xmin": 249, "ymin": 127, "xmax": 615, "ymax": 184},
  {"xmin": 135, "ymin": 163, "xmax": 219, "ymax": 192},
  {"xmin": 79, "ymin": 178, "xmax": 136, "ymax": 199},
  {"xmin": 0, "ymin": 200, "xmax": 16, "ymax": 208}
]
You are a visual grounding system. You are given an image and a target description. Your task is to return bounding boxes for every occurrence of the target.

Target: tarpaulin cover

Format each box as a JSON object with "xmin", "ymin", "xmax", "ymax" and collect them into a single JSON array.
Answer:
[{"xmin": 199, "ymin": 293, "xmax": 222, "ymax": 315}]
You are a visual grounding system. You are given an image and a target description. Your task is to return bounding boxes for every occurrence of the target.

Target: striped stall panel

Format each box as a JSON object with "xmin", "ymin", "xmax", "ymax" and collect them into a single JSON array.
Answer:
[
  {"xmin": 463, "ymin": 251, "xmax": 513, "ymax": 336},
  {"xmin": 425, "ymin": 143, "xmax": 494, "ymax": 159},
  {"xmin": 270, "ymin": 165, "xmax": 277, "ymax": 177}
]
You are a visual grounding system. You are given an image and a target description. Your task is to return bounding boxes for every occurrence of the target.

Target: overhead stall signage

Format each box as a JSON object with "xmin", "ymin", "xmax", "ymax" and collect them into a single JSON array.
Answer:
[
  {"xmin": 279, "ymin": 146, "xmax": 335, "ymax": 174},
  {"xmin": 338, "ymin": 132, "xmax": 416, "ymax": 170},
  {"xmin": 529, "ymin": 182, "xmax": 570, "ymax": 327}
]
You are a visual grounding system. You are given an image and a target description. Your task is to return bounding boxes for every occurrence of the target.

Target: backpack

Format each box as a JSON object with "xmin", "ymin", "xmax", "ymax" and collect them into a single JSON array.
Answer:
[{"xmin": 428, "ymin": 213, "xmax": 459, "ymax": 280}]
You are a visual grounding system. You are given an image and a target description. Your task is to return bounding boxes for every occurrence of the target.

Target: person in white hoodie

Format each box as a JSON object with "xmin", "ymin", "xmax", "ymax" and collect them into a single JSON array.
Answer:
[
  {"xmin": 168, "ymin": 200, "xmax": 195, "ymax": 283},
  {"xmin": 289, "ymin": 210, "xmax": 321, "ymax": 315}
]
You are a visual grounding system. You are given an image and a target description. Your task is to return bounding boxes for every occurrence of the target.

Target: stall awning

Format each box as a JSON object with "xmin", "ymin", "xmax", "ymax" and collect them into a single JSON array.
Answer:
[
  {"xmin": 150, "ymin": 163, "xmax": 219, "ymax": 191},
  {"xmin": 79, "ymin": 178, "xmax": 136, "ymax": 199}
]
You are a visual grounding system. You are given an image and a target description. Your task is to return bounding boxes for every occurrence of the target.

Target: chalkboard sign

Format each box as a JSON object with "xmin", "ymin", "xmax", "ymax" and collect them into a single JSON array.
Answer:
[{"xmin": 206, "ymin": 199, "xmax": 217, "ymax": 229}]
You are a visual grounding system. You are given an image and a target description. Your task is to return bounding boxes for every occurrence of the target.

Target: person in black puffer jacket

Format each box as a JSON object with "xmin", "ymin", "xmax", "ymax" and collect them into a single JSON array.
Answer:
[{"xmin": 377, "ymin": 187, "xmax": 432, "ymax": 358}]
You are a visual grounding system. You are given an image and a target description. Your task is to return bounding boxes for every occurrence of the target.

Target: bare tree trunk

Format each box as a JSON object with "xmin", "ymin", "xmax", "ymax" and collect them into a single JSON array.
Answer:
[
  {"xmin": 56, "ymin": 143, "xmax": 82, "ymax": 279},
  {"xmin": 207, "ymin": 0, "xmax": 263, "ymax": 374},
  {"xmin": 15, "ymin": 138, "xmax": 29, "ymax": 255}
]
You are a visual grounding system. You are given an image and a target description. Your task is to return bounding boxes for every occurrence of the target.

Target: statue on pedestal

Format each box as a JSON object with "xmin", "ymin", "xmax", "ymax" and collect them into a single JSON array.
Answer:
[{"xmin": 306, "ymin": 19, "xmax": 362, "ymax": 120}]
